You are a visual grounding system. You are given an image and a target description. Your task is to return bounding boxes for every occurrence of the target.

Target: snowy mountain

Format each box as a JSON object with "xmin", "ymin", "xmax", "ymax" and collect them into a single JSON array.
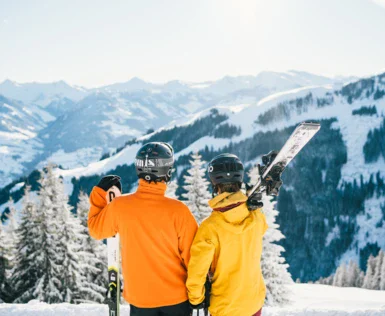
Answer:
[
  {"xmin": 0, "ymin": 71, "xmax": 348, "ymax": 186},
  {"xmin": 0, "ymin": 80, "xmax": 87, "ymax": 106},
  {"xmin": 0, "ymin": 95, "xmax": 53, "ymax": 185}
]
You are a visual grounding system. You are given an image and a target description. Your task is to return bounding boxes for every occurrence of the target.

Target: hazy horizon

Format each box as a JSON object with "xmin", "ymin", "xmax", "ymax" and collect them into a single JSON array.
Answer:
[
  {"xmin": 1, "ymin": 0, "xmax": 385, "ymax": 88},
  {"xmin": 0, "ymin": 68, "xmax": 369, "ymax": 89}
]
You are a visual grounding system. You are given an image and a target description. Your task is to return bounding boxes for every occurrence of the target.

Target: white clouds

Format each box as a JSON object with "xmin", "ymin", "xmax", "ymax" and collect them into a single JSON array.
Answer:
[{"xmin": 371, "ymin": 0, "xmax": 385, "ymax": 8}]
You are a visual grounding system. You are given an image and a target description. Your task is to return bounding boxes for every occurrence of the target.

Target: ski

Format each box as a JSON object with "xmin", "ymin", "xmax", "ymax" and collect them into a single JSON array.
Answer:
[
  {"xmin": 106, "ymin": 186, "xmax": 122, "ymax": 316},
  {"xmin": 248, "ymin": 122, "xmax": 321, "ymax": 198}
]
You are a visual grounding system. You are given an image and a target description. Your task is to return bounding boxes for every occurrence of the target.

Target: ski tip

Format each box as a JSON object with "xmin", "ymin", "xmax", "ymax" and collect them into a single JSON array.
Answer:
[{"xmin": 299, "ymin": 122, "xmax": 321, "ymax": 130}]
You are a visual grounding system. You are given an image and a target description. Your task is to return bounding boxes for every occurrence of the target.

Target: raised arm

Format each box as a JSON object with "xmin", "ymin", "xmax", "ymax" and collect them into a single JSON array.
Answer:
[{"xmin": 88, "ymin": 175, "xmax": 121, "ymax": 240}]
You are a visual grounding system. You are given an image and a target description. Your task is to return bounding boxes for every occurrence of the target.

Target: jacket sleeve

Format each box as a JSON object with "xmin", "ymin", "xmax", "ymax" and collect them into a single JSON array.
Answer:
[
  {"xmin": 186, "ymin": 222, "xmax": 216, "ymax": 305},
  {"xmin": 88, "ymin": 186, "xmax": 119, "ymax": 240},
  {"xmin": 177, "ymin": 204, "xmax": 198, "ymax": 270}
]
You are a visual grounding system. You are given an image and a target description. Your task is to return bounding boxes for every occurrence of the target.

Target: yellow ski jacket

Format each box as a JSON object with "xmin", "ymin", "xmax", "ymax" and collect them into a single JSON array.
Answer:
[{"xmin": 186, "ymin": 191, "xmax": 268, "ymax": 316}]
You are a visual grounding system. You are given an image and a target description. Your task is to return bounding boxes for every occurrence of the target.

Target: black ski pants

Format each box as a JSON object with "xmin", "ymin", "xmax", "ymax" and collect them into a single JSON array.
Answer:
[{"xmin": 130, "ymin": 300, "xmax": 191, "ymax": 316}]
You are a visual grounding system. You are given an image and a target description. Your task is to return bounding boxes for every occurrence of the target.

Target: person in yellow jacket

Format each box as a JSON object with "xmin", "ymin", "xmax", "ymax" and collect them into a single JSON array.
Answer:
[
  {"xmin": 186, "ymin": 153, "xmax": 268, "ymax": 316},
  {"xmin": 88, "ymin": 142, "xmax": 198, "ymax": 316}
]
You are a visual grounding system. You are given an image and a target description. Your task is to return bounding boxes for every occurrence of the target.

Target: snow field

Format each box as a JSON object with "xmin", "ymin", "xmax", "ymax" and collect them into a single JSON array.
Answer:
[{"xmin": 1, "ymin": 284, "xmax": 385, "ymax": 315}]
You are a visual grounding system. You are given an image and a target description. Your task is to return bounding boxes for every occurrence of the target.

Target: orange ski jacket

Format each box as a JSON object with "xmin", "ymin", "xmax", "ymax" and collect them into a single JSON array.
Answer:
[
  {"xmin": 186, "ymin": 191, "xmax": 268, "ymax": 316},
  {"xmin": 88, "ymin": 179, "xmax": 198, "ymax": 308}
]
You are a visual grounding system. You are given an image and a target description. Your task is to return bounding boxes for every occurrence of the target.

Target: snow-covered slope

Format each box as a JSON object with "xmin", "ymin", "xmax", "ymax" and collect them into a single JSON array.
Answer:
[
  {"xmin": 0, "ymin": 95, "xmax": 53, "ymax": 185},
  {"xmin": 1, "ymin": 284, "xmax": 384, "ymax": 315}
]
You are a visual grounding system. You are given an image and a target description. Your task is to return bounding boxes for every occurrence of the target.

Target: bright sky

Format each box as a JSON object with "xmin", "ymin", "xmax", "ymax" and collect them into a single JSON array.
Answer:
[{"xmin": 1, "ymin": 0, "xmax": 385, "ymax": 87}]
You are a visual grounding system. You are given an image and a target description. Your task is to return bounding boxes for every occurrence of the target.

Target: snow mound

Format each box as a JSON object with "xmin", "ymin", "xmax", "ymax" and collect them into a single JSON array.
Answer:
[{"xmin": 1, "ymin": 284, "xmax": 385, "ymax": 315}]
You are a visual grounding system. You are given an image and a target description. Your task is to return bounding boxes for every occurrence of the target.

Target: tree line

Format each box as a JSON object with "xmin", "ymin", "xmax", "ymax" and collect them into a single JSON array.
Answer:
[{"xmin": 315, "ymin": 250, "xmax": 385, "ymax": 290}]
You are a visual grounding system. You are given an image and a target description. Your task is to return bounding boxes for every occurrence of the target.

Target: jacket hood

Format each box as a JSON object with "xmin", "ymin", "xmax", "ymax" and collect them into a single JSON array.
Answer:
[{"xmin": 208, "ymin": 191, "xmax": 256, "ymax": 234}]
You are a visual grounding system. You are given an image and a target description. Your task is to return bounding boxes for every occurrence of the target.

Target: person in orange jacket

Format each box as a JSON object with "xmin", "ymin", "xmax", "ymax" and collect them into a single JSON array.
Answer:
[
  {"xmin": 88, "ymin": 142, "xmax": 198, "ymax": 316},
  {"xmin": 187, "ymin": 153, "xmax": 268, "ymax": 316}
]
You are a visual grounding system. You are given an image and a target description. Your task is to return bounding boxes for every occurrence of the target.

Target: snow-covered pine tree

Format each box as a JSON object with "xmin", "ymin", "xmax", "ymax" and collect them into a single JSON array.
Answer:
[
  {"xmin": 0, "ymin": 220, "xmax": 13, "ymax": 302},
  {"xmin": 23, "ymin": 164, "xmax": 87, "ymax": 303},
  {"xmin": 363, "ymin": 254, "xmax": 376, "ymax": 289},
  {"xmin": 247, "ymin": 165, "xmax": 292, "ymax": 305},
  {"xmin": 166, "ymin": 180, "xmax": 178, "ymax": 199},
  {"xmin": 13, "ymin": 186, "xmax": 41, "ymax": 302},
  {"xmin": 324, "ymin": 275, "xmax": 334, "ymax": 285},
  {"xmin": 56, "ymin": 191, "xmax": 88, "ymax": 303},
  {"xmin": 182, "ymin": 153, "xmax": 211, "ymax": 223},
  {"xmin": 333, "ymin": 263, "xmax": 348, "ymax": 287},
  {"xmin": 371, "ymin": 250, "xmax": 384, "ymax": 290},
  {"xmin": 332, "ymin": 265, "xmax": 342, "ymax": 287},
  {"xmin": 380, "ymin": 252, "xmax": 385, "ymax": 290},
  {"xmin": 248, "ymin": 163, "xmax": 260, "ymax": 185},
  {"xmin": 27, "ymin": 165, "xmax": 65, "ymax": 303},
  {"xmin": 357, "ymin": 271, "xmax": 365, "ymax": 288},
  {"xmin": 346, "ymin": 260, "xmax": 361, "ymax": 287},
  {"xmin": 76, "ymin": 191, "xmax": 108, "ymax": 303},
  {"xmin": 260, "ymin": 194, "xmax": 293, "ymax": 306},
  {"xmin": 4, "ymin": 198, "xmax": 19, "ymax": 278}
]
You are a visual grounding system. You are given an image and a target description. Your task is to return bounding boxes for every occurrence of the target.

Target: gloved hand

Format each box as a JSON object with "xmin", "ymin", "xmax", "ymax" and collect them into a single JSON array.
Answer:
[
  {"xmin": 190, "ymin": 301, "xmax": 205, "ymax": 310},
  {"xmin": 247, "ymin": 192, "xmax": 263, "ymax": 210},
  {"xmin": 264, "ymin": 165, "xmax": 283, "ymax": 196},
  {"xmin": 97, "ymin": 175, "xmax": 122, "ymax": 192}
]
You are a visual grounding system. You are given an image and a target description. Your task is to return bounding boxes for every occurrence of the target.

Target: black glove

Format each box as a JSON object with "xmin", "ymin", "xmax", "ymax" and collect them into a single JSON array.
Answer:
[
  {"xmin": 190, "ymin": 301, "xmax": 205, "ymax": 310},
  {"xmin": 97, "ymin": 175, "xmax": 122, "ymax": 192},
  {"xmin": 190, "ymin": 276, "xmax": 211, "ymax": 310},
  {"xmin": 264, "ymin": 165, "xmax": 283, "ymax": 196},
  {"xmin": 204, "ymin": 276, "xmax": 211, "ymax": 309},
  {"xmin": 247, "ymin": 192, "xmax": 264, "ymax": 211}
]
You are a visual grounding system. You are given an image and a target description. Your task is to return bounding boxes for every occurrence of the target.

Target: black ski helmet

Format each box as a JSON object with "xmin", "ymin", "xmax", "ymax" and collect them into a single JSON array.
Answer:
[
  {"xmin": 135, "ymin": 142, "xmax": 174, "ymax": 182},
  {"xmin": 208, "ymin": 153, "xmax": 244, "ymax": 187}
]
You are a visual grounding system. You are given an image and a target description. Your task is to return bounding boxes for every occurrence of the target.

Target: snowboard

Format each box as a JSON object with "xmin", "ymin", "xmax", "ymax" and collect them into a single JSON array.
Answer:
[
  {"xmin": 248, "ymin": 122, "xmax": 321, "ymax": 198},
  {"xmin": 106, "ymin": 186, "xmax": 121, "ymax": 316}
]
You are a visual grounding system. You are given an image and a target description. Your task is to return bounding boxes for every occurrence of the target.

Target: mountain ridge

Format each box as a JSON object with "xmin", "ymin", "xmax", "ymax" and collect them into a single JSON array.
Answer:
[{"xmin": 0, "ymin": 70, "xmax": 351, "ymax": 186}]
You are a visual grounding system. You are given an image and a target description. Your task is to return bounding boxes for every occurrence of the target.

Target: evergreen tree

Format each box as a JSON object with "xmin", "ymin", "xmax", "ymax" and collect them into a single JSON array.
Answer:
[
  {"xmin": 333, "ymin": 263, "xmax": 349, "ymax": 287},
  {"xmin": 357, "ymin": 271, "xmax": 365, "ymax": 288},
  {"xmin": 183, "ymin": 153, "xmax": 212, "ymax": 223},
  {"xmin": 248, "ymin": 164, "xmax": 260, "ymax": 188},
  {"xmin": 76, "ymin": 191, "xmax": 108, "ymax": 303},
  {"xmin": 332, "ymin": 264, "xmax": 343, "ymax": 287},
  {"xmin": 21, "ymin": 164, "xmax": 87, "ymax": 303},
  {"xmin": 28, "ymin": 165, "xmax": 65, "ymax": 303},
  {"xmin": 260, "ymin": 194, "xmax": 292, "ymax": 306},
  {"xmin": 57, "ymin": 192, "xmax": 88, "ymax": 303},
  {"xmin": 0, "ymin": 221, "xmax": 12, "ymax": 302},
  {"xmin": 363, "ymin": 254, "xmax": 376, "ymax": 289},
  {"xmin": 346, "ymin": 260, "xmax": 361, "ymax": 287},
  {"xmin": 165, "ymin": 180, "xmax": 178, "ymax": 199},
  {"xmin": 371, "ymin": 250, "xmax": 384, "ymax": 290},
  {"xmin": 13, "ymin": 186, "xmax": 41, "ymax": 302},
  {"xmin": 4, "ymin": 197, "xmax": 19, "ymax": 280},
  {"xmin": 380, "ymin": 252, "xmax": 385, "ymax": 290},
  {"xmin": 324, "ymin": 275, "xmax": 334, "ymax": 285}
]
